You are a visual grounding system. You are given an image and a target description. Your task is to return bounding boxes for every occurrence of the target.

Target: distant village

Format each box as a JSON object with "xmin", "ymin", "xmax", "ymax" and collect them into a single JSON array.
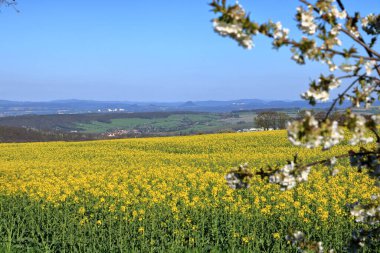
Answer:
[
  {"xmin": 237, "ymin": 127, "xmax": 274, "ymax": 132},
  {"xmin": 104, "ymin": 129, "xmax": 141, "ymax": 137}
]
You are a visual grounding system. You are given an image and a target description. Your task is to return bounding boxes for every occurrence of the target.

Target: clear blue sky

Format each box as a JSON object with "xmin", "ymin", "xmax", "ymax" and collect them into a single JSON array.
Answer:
[{"xmin": 0, "ymin": 1, "xmax": 376, "ymax": 102}]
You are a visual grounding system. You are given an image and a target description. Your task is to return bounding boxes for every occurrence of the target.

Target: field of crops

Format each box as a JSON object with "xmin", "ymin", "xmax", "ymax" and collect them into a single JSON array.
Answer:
[{"xmin": 0, "ymin": 131, "xmax": 379, "ymax": 252}]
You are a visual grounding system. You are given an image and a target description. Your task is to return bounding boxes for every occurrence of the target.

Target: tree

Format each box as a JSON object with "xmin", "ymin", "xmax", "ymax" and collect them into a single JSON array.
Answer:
[
  {"xmin": 211, "ymin": 0, "xmax": 380, "ymax": 251},
  {"xmin": 255, "ymin": 111, "xmax": 277, "ymax": 130},
  {"xmin": 276, "ymin": 111, "xmax": 292, "ymax": 129},
  {"xmin": 255, "ymin": 111, "xmax": 291, "ymax": 130}
]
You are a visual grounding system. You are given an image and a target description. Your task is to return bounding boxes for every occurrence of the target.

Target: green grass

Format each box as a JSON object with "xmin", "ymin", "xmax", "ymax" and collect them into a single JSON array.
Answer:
[{"xmin": 76, "ymin": 114, "xmax": 236, "ymax": 134}]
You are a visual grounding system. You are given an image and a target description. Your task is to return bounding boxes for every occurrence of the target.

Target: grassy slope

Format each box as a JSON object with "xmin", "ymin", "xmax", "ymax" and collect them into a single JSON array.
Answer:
[{"xmin": 76, "ymin": 113, "xmax": 241, "ymax": 134}]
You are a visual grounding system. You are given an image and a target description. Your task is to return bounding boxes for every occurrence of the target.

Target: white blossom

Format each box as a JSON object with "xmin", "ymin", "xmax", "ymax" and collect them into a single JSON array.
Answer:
[
  {"xmin": 371, "ymin": 115, "xmax": 380, "ymax": 125},
  {"xmin": 329, "ymin": 63, "xmax": 338, "ymax": 72},
  {"xmin": 287, "ymin": 112, "xmax": 322, "ymax": 148},
  {"xmin": 361, "ymin": 16, "xmax": 369, "ymax": 28},
  {"xmin": 330, "ymin": 24, "xmax": 342, "ymax": 36},
  {"xmin": 285, "ymin": 230, "xmax": 305, "ymax": 245},
  {"xmin": 364, "ymin": 60, "xmax": 377, "ymax": 76},
  {"xmin": 287, "ymin": 112, "xmax": 343, "ymax": 150},
  {"xmin": 272, "ymin": 21, "xmax": 290, "ymax": 40},
  {"xmin": 225, "ymin": 172, "xmax": 243, "ymax": 189},
  {"xmin": 331, "ymin": 6, "xmax": 347, "ymax": 20},
  {"xmin": 331, "ymin": 168, "xmax": 339, "ymax": 176},
  {"xmin": 339, "ymin": 64, "xmax": 357, "ymax": 73},
  {"xmin": 317, "ymin": 241, "xmax": 324, "ymax": 253},
  {"xmin": 350, "ymin": 202, "xmax": 380, "ymax": 225},
  {"xmin": 302, "ymin": 88, "xmax": 329, "ymax": 101},
  {"xmin": 213, "ymin": 19, "xmax": 254, "ymax": 49},
  {"xmin": 324, "ymin": 59, "xmax": 338, "ymax": 72},
  {"xmin": 225, "ymin": 163, "xmax": 252, "ymax": 189},
  {"xmin": 293, "ymin": 231, "xmax": 304, "ymax": 241},
  {"xmin": 239, "ymin": 34, "xmax": 254, "ymax": 49},
  {"xmin": 328, "ymin": 157, "xmax": 339, "ymax": 176},
  {"xmin": 361, "ymin": 14, "xmax": 373, "ymax": 28},
  {"xmin": 302, "ymin": 76, "xmax": 341, "ymax": 102},
  {"xmin": 335, "ymin": 38, "xmax": 342, "ymax": 46},
  {"xmin": 323, "ymin": 121, "xmax": 344, "ymax": 150},
  {"xmin": 348, "ymin": 114, "xmax": 374, "ymax": 145},
  {"xmin": 213, "ymin": 20, "xmax": 242, "ymax": 36},
  {"xmin": 292, "ymin": 53, "xmax": 302, "ymax": 63},
  {"xmin": 297, "ymin": 7, "xmax": 317, "ymax": 35},
  {"xmin": 349, "ymin": 27, "xmax": 360, "ymax": 38},
  {"xmin": 269, "ymin": 162, "xmax": 311, "ymax": 190},
  {"xmin": 328, "ymin": 77, "xmax": 341, "ymax": 89}
]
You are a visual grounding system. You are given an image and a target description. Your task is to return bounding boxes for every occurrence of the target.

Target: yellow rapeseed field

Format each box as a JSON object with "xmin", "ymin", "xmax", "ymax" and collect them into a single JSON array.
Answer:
[{"xmin": 0, "ymin": 130, "xmax": 378, "ymax": 252}]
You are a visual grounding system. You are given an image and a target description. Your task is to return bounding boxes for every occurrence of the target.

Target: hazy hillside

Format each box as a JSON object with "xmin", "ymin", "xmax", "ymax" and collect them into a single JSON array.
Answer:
[{"xmin": 0, "ymin": 99, "xmax": 336, "ymax": 116}]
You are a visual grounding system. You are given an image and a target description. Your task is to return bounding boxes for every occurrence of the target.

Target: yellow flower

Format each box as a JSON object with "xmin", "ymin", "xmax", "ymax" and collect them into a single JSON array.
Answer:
[
  {"xmin": 78, "ymin": 207, "xmax": 85, "ymax": 215},
  {"xmin": 79, "ymin": 217, "xmax": 88, "ymax": 226},
  {"xmin": 242, "ymin": 236, "xmax": 250, "ymax": 244}
]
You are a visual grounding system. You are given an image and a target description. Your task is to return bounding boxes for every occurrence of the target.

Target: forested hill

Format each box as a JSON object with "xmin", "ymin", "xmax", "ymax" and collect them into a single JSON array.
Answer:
[{"xmin": 0, "ymin": 125, "xmax": 98, "ymax": 143}]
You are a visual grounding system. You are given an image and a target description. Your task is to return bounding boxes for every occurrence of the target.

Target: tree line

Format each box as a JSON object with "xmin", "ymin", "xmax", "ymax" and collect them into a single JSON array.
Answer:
[{"xmin": 254, "ymin": 110, "xmax": 346, "ymax": 130}]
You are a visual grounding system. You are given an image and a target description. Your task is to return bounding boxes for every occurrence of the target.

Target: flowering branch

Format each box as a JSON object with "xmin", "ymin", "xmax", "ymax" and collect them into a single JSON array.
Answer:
[
  {"xmin": 323, "ymin": 75, "xmax": 380, "ymax": 122},
  {"xmin": 211, "ymin": 0, "xmax": 380, "ymax": 250},
  {"xmin": 226, "ymin": 150, "xmax": 378, "ymax": 189}
]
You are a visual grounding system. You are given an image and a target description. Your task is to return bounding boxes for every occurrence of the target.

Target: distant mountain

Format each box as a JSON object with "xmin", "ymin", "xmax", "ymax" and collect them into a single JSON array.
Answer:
[
  {"xmin": 181, "ymin": 101, "xmax": 197, "ymax": 107},
  {"xmin": 0, "ymin": 98, "xmax": 348, "ymax": 116}
]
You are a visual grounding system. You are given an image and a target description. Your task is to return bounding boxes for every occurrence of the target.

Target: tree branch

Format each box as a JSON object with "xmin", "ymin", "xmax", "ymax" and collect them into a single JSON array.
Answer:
[
  {"xmin": 369, "ymin": 127, "xmax": 380, "ymax": 143},
  {"xmin": 335, "ymin": 0, "xmax": 346, "ymax": 12},
  {"xmin": 323, "ymin": 74, "xmax": 377, "ymax": 121},
  {"xmin": 255, "ymin": 150, "xmax": 377, "ymax": 178},
  {"xmin": 298, "ymin": 0, "xmax": 380, "ymax": 68},
  {"xmin": 340, "ymin": 29, "xmax": 380, "ymax": 59},
  {"xmin": 280, "ymin": 38, "xmax": 380, "ymax": 62},
  {"xmin": 335, "ymin": 0, "xmax": 380, "ymax": 75}
]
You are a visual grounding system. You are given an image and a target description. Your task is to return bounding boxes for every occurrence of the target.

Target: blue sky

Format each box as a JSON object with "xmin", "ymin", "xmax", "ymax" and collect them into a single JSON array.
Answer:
[{"xmin": 0, "ymin": 1, "xmax": 376, "ymax": 102}]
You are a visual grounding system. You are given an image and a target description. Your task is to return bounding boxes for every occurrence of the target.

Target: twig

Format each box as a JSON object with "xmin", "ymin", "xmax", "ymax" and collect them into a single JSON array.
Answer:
[
  {"xmin": 323, "ymin": 74, "xmax": 378, "ymax": 121},
  {"xmin": 282, "ymin": 39, "xmax": 379, "ymax": 62},
  {"xmin": 336, "ymin": 0, "xmax": 346, "ymax": 12},
  {"xmin": 369, "ymin": 127, "xmax": 380, "ymax": 143},
  {"xmin": 299, "ymin": 0, "xmax": 380, "ymax": 72},
  {"xmin": 341, "ymin": 29, "xmax": 380, "ymax": 59},
  {"xmin": 255, "ymin": 150, "xmax": 377, "ymax": 178},
  {"xmin": 335, "ymin": 0, "xmax": 380, "ymax": 75}
]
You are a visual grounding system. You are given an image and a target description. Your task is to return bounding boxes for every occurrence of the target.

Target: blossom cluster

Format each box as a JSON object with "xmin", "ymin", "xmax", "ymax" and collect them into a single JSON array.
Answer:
[
  {"xmin": 349, "ymin": 195, "xmax": 380, "ymax": 248},
  {"xmin": 212, "ymin": 3, "xmax": 255, "ymax": 49},
  {"xmin": 296, "ymin": 6, "xmax": 317, "ymax": 35},
  {"xmin": 361, "ymin": 13, "xmax": 380, "ymax": 35},
  {"xmin": 346, "ymin": 113, "xmax": 374, "ymax": 145},
  {"xmin": 225, "ymin": 163, "xmax": 252, "ymax": 189},
  {"xmin": 287, "ymin": 111, "xmax": 343, "ymax": 150},
  {"xmin": 285, "ymin": 230, "xmax": 333, "ymax": 253},
  {"xmin": 302, "ymin": 75, "xmax": 341, "ymax": 102},
  {"xmin": 350, "ymin": 195, "xmax": 380, "ymax": 226},
  {"xmin": 269, "ymin": 162, "xmax": 311, "ymax": 190},
  {"xmin": 271, "ymin": 21, "xmax": 290, "ymax": 40},
  {"xmin": 213, "ymin": 19, "xmax": 254, "ymax": 49}
]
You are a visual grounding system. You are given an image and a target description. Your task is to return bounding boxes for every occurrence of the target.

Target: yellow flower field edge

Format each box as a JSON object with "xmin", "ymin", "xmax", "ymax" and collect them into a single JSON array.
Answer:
[{"xmin": 0, "ymin": 131, "xmax": 379, "ymax": 252}]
